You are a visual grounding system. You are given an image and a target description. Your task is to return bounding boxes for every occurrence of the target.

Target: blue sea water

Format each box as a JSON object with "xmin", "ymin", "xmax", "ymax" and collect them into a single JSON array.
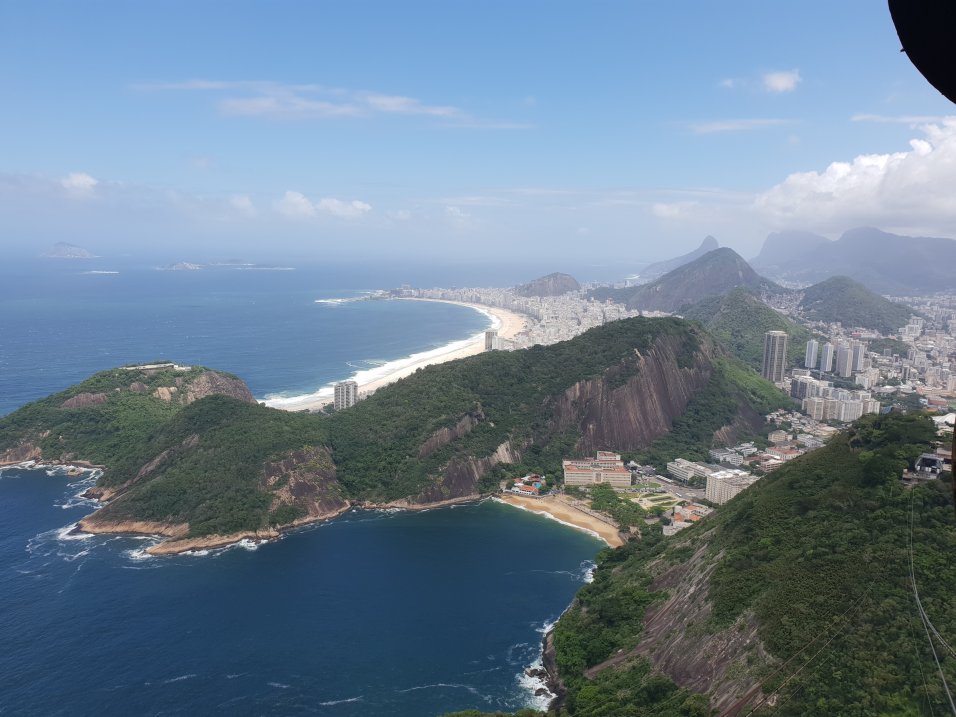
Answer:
[{"xmin": 0, "ymin": 259, "xmax": 604, "ymax": 715}]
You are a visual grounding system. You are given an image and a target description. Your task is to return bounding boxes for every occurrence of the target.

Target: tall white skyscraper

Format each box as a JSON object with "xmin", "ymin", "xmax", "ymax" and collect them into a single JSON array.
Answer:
[
  {"xmin": 820, "ymin": 342, "xmax": 835, "ymax": 373},
  {"xmin": 851, "ymin": 341, "xmax": 866, "ymax": 372},
  {"xmin": 835, "ymin": 344, "xmax": 852, "ymax": 378},
  {"xmin": 762, "ymin": 331, "xmax": 789, "ymax": 383},
  {"xmin": 334, "ymin": 380, "xmax": 358, "ymax": 410},
  {"xmin": 804, "ymin": 339, "xmax": 819, "ymax": 369}
]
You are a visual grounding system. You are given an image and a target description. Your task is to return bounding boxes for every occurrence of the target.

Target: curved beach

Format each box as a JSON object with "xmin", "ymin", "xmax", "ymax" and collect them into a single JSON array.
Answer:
[{"xmin": 265, "ymin": 299, "xmax": 528, "ymax": 413}]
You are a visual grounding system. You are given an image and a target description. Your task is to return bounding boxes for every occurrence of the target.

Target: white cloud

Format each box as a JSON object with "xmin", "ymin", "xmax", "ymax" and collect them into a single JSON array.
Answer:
[
  {"xmin": 136, "ymin": 79, "xmax": 523, "ymax": 128},
  {"xmin": 363, "ymin": 94, "xmax": 459, "ymax": 118},
  {"xmin": 230, "ymin": 194, "xmax": 257, "ymax": 216},
  {"xmin": 61, "ymin": 172, "xmax": 99, "ymax": 198},
  {"xmin": 718, "ymin": 78, "xmax": 738, "ymax": 89},
  {"xmin": 316, "ymin": 197, "xmax": 372, "ymax": 218},
  {"xmin": 219, "ymin": 95, "xmax": 361, "ymax": 119},
  {"xmin": 652, "ymin": 202, "xmax": 685, "ymax": 218},
  {"xmin": 762, "ymin": 69, "xmax": 801, "ymax": 93},
  {"xmin": 445, "ymin": 206, "xmax": 469, "ymax": 218},
  {"xmin": 272, "ymin": 192, "xmax": 371, "ymax": 219},
  {"xmin": 689, "ymin": 118, "xmax": 793, "ymax": 134},
  {"xmin": 851, "ymin": 113, "xmax": 952, "ymax": 125},
  {"xmin": 754, "ymin": 119, "xmax": 956, "ymax": 233},
  {"xmin": 389, "ymin": 209, "xmax": 412, "ymax": 221},
  {"xmin": 273, "ymin": 190, "xmax": 316, "ymax": 218}
]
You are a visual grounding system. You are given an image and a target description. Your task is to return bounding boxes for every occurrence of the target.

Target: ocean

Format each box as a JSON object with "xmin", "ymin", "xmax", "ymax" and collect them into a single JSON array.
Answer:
[{"xmin": 0, "ymin": 259, "xmax": 603, "ymax": 716}]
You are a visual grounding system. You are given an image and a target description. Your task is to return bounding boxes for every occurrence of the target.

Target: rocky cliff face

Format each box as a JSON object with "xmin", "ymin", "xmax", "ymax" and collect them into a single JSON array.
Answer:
[
  {"xmin": 411, "ymin": 331, "xmax": 720, "ymax": 502},
  {"xmin": 550, "ymin": 334, "xmax": 717, "ymax": 454},
  {"xmin": 262, "ymin": 446, "xmax": 348, "ymax": 519}
]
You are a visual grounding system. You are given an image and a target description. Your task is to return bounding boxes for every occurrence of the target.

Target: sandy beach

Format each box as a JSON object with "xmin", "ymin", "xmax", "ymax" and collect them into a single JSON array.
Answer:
[
  {"xmin": 496, "ymin": 494, "xmax": 624, "ymax": 548},
  {"xmin": 266, "ymin": 298, "xmax": 528, "ymax": 413}
]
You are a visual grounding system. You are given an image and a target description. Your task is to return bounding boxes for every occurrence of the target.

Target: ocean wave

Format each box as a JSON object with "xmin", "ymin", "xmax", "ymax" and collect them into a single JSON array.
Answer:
[
  {"xmin": 81, "ymin": 270, "xmax": 120, "ymax": 275},
  {"xmin": 318, "ymin": 696, "xmax": 363, "ymax": 706},
  {"xmin": 163, "ymin": 674, "xmax": 197, "ymax": 684},
  {"xmin": 515, "ymin": 657, "xmax": 554, "ymax": 711},
  {"xmin": 398, "ymin": 683, "xmax": 487, "ymax": 700},
  {"xmin": 267, "ymin": 681, "xmax": 291, "ymax": 689}
]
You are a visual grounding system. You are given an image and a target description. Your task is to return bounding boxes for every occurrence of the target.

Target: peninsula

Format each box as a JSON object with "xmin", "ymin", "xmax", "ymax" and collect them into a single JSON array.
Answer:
[{"xmin": 0, "ymin": 318, "xmax": 785, "ymax": 555}]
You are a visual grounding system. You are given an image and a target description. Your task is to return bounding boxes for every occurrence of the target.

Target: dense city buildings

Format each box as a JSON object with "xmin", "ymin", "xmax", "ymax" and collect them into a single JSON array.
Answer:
[{"xmin": 762, "ymin": 330, "xmax": 789, "ymax": 383}]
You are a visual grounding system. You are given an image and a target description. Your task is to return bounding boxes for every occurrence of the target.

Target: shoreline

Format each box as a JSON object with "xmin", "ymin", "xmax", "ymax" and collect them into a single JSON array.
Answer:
[
  {"xmin": 263, "ymin": 298, "xmax": 528, "ymax": 413},
  {"xmin": 495, "ymin": 494, "xmax": 624, "ymax": 548}
]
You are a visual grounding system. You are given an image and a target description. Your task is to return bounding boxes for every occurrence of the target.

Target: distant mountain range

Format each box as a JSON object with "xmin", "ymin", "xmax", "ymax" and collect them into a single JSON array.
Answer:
[
  {"xmin": 591, "ymin": 248, "xmax": 782, "ymax": 313},
  {"xmin": 751, "ymin": 226, "xmax": 956, "ymax": 294},
  {"xmin": 513, "ymin": 272, "xmax": 580, "ymax": 297},
  {"xmin": 638, "ymin": 235, "xmax": 718, "ymax": 279},
  {"xmin": 41, "ymin": 242, "xmax": 95, "ymax": 259}
]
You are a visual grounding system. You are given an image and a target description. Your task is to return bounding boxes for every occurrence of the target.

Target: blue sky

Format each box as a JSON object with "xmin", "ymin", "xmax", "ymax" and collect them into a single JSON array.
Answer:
[{"xmin": 1, "ymin": 1, "xmax": 954, "ymax": 270}]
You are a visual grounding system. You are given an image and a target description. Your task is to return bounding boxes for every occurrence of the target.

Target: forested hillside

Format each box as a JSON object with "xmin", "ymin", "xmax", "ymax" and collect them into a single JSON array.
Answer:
[{"xmin": 450, "ymin": 412, "xmax": 953, "ymax": 716}]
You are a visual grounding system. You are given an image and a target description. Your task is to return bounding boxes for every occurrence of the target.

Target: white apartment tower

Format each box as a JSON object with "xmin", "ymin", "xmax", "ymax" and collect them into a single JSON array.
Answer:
[
  {"xmin": 805, "ymin": 339, "xmax": 819, "ymax": 369},
  {"xmin": 762, "ymin": 331, "xmax": 789, "ymax": 383},
  {"xmin": 820, "ymin": 342, "xmax": 835, "ymax": 373},
  {"xmin": 333, "ymin": 380, "xmax": 358, "ymax": 410}
]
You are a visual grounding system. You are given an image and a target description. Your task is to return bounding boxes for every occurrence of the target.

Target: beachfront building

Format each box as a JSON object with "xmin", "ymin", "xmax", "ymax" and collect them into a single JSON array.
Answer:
[
  {"xmin": 705, "ymin": 469, "xmax": 758, "ymax": 505},
  {"xmin": 563, "ymin": 452, "xmax": 631, "ymax": 487},
  {"xmin": 666, "ymin": 458, "xmax": 715, "ymax": 484},
  {"xmin": 333, "ymin": 380, "xmax": 358, "ymax": 410}
]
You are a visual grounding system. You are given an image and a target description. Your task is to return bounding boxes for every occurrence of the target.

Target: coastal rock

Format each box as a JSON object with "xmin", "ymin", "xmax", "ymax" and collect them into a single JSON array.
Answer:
[
  {"xmin": 0, "ymin": 441, "xmax": 42, "ymax": 464},
  {"xmin": 128, "ymin": 381, "xmax": 149, "ymax": 393},
  {"xmin": 61, "ymin": 392, "xmax": 107, "ymax": 409},
  {"xmin": 262, "ymin": 446, "xmax": 348, "ymax": 519}
]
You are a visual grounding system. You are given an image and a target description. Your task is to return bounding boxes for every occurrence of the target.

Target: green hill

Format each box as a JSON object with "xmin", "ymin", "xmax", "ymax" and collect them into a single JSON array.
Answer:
[
  {"xmin": 591, "ymin": 248, "xmax": 784, "ymax": 313},
  {"xmin": 799, "ymin": 276, "xmax": 914, "ymax": 334},
  {"xmin": 449, "ymin": 412, "xmax": 952, "ymax": 716},
  {"xmin": 0, "ymin": 318, "xmax": 787, "ymax": 552}
]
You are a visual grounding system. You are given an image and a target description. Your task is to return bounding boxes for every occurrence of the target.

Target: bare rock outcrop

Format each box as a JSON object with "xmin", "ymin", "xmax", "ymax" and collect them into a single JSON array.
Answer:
[
  {"xmin": 61, "ymin": 393, "xmax": 107, "ymax": 409},
  {"xmin": 262, "ymin": 446, "xmax": 348, "ymax": 518},
  {"xmin": 550, "ymin": 333, "xmax": 716, "ymax": 454},
  {"xmin": 184, "ymin": 370, "xmax": 256, "ymax": 405},
  {"xmin": 418, "ymin": 411, "xmax": 483, "ymax": 459},
  {"xmin": 0, "ymin": 441, "xmax": 42, "ymax": 464}
]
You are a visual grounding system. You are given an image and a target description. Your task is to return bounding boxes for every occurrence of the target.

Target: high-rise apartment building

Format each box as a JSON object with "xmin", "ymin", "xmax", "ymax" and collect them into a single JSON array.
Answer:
[
  {"xmin": 761, "ymin": 331, "xmax": 789, "ymax": 383},
  {"xmin": 333, "ymin": 380, "xmax": 358, "ymax": 410},
  {"xmin": 804, "ymin": 339, "xmax": 818, "ymax": 369},
  {"xmin": 820, "ymin": 342, "xmax": 835, "ymax": 373},
  {"xmin": 851, "ymin": 341, "xmax": 866, "ymax": 372},
  {"xmin": 835, "ymin": 344, "xmax": 853, "ymax": 378}
]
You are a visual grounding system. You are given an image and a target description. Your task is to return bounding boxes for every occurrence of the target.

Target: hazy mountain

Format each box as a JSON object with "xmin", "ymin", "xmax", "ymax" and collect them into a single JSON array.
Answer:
[
  {"xmin": 40, "ymin": 242, "xmax": 95, "ymax": 259},
  {"xmin": 749, "ymin": 230, "xmax": 829, "ymax": 274},
  {"xmin": 798, "ymin": 276, "xmax": 914, "ymax": 334},
  {"xmin": 513, "ymin": 272, "xmax": 580, "ymax": 297},
  {"xmin": 591, "ymin": 248, "xmax": 783, "ymax": 313},
  {"xmin": 752, "ymin": 227, "xmax": 956, "ymax": 294},
  {"xmin": 639, "ymin": 235, "xmax": 719, "ymax": 279}
]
